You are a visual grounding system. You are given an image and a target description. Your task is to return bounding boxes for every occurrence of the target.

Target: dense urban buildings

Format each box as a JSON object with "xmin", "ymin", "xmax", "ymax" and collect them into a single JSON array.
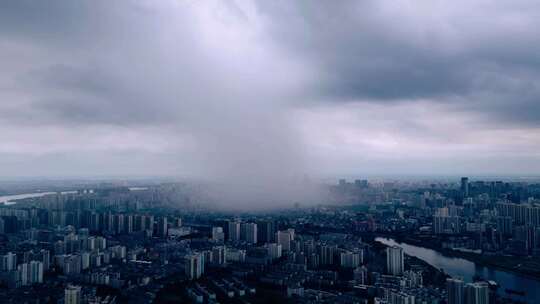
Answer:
[{"xmin": 0, "ymin": 177, "xmax": 540, "ymax": 303}]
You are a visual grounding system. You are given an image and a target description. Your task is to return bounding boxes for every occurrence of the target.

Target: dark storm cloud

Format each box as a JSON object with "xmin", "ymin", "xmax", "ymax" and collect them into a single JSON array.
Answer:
[
  {"xmin": 14, "ymin": 64, "xmax": 178, "ymax": 126},
  {"xmin": 255, "ymin": 1, "xmax": 540, "ymax": 126},
  {"xmin": 1, "ymin": 0, "xmax": 540, "ymax": 189},
  {"xmin": 0, "ymin": 0, "xmax": 321, "ymax": 209}
]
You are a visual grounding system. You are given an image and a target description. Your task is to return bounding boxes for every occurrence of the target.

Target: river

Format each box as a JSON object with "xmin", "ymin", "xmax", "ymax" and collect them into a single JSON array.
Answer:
[
  {"xmin": 0, "ymin": 190, "xmax": 80, "ymax": 205},
  {"xmin": 0, "ymin": 192, "xmax": 57, "ymax": 205},
  {"xmin": 376, "ymin": 237, "xmax": 540, "ymax": 303}
]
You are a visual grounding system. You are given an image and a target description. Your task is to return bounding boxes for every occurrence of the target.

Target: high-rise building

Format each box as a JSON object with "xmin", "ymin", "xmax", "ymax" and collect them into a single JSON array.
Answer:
[
  {"xmin": 65, "ymin": 285, "xmax": 82, "ymax": 304},
  {"xmin": 81, "ymin": 252, "xmax": 90, "ymax": 270},
  {"xmin": 287, "ymin": 228, "xmax": 295, "ymax": 241},
  {"xmin": 447, "ymin": 278, "xmax": 465, "ymax": 304},
  {"xmin": 276, "ymin": 230, "xmax": 293, "ymax": 251},
  {"xmin": 211, "ymin": 246, "xmax": 226, "ymax": 265},
  {"xmin": 386, "ymin": 246, "xmax": 404, "ymax": 276},
  {"xmin": 145, "ymin": 215, "xmax": 155, "ymax": 236},
  {"xmin": 240, "ymin": 223, "xmax": 257, "ymax": 244},
  {"xmin": 135, "ymin": 215, "xmax": 146, "ymax": 231},
  {"xmin": 17, "ymin": 263, "xmax": 29, "ymax": 286},
  {"xmin": 124, "ymin": 215, "xmax": 133, "ymax": 234},
  {"xmin": 388, "ymin": 291, "xmax": 415, "ymax": 304},
  {"xmin": 353, "ymin": 266, "xmax": 368, "ymax": 285},
  {"xmin": 40, "ymin": 249, "xmax": 50, "ymax": 271},
  {"xmin": 496, "ymin": 216, "xmax": 513, "ymax": 236},
  {"xmin": 340, "ymin": 250, "xmax": 362, "ymax": 268},
  {"xmin": 461, "ymin": 177, "xmax": 469, "ymax": 198},
  {"xmin": 0, "ymin": 252, "xmax": 17, "ymax": 271},
  {"xmin": 212, "ymin": 227, "xmax": 225, "ymax": 242},
  {"xmin": 267, "ymin": 243, "xmax": 282, "ymax": 260},
  {"xmin": 228, "ymin": 221, "xmax": 240, "ymax": 242},
  {"xmin": 95, "ymin": 236, "xmax": 107, "ymax": 251},
  {"xmin": 464, "ymin": 282, "xmax": 489, "ymax": 304},
  {"xmin": 318, "ymin": 244, "xmax": 337, "ymax": 265},
  {"xmin": 185, "ymin": 253, "xmax": 205, "ymax": 280},
  {"xmin": 29, "ymin": 260, "xmax": 43, "ymax": 284},
  {"xmin": 157, "ymin": 217, "xmax": 168, "ymax": 237},
  {"xmin": 257, "ymin": 220, "xmax": 276, "ymax": 243}
]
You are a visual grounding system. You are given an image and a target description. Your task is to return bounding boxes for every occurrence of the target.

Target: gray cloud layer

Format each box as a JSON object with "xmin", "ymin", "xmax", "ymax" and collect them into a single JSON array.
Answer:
[
  {"xmin": 256, "ymin": 1, "xmax": 540, "ymax": 126},
  {"xmin": 1, "ymin": 0, "xmax": 540, "ymax": 193}
]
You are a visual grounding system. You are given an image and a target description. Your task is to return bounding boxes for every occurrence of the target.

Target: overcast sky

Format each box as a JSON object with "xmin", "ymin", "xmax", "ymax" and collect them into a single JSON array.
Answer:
[{"xmin": 1, "ymin": 0, "xmax": 540, "ymax": 179}]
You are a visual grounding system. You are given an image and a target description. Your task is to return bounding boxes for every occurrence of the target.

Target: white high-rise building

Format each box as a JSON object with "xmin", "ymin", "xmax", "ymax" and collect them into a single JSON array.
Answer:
[
  {"xmin": 276, "ymin": 230, "xmax": 293, "ymax": 251},
  {"xmin": 287, "ymin": 228, "xmax": 295, "ymax": 241},
  {"xmin": 241, "ymin": 223, "xmax": 257, "ymax": 244},
  {"xmin": 447, "ymin": 278, "xmax": 465, "ymax": 304},
  {"xmin": 185, "ymin": 253, "xmax": 205, "ymax": 280},
  {"xmin": 267, "ymin": 243, "xmax": 282, "ymax": 260},
  {"xmin": 29, "ymin": 261, "xmax": 43, "ymax": 284},
  {"xmin": 340, "ymin": 251, "xmax": 362, "ymax": 268},
  {"xmin": 95, "ymin": 237, "xmax": 107, "ymax": 251},
  {"xmin": 1, "ymin": 252, "xmax": 17, "ymax": 271},
  {"xmin": 212, "ymin": 227, "xmax": 225, "ymax": 242},
  {"xmin": 386, "ymin": 246, "xmax": 404, "ymax": 276},
  {"xmin": 226, "ymin": 248, "xmax": 246, "ymax": 263},
  {"xmin": 41, "ymin": 249, "xmax": 50, "ymax": 271},
  {"xmin": 65, "ymin": 285, "xmax": 82, "ymax": 304},
  {"xmin": 17, "ymin": 263, "xmax": 29, "ymax": 286},
  {"xmin": 465, "ymin": 282, "xmax": 489, "ymax": 304},
  {"xmin": 211, "ymin": 246, "xmax": 226, "ymax": 265},
  {"xmin": 81, "ymin": 251, "xmax": 91, "ymax": 270},
  {"xmin": 228, "ymin": 221, "xmax": 240, "ymax": 242}
]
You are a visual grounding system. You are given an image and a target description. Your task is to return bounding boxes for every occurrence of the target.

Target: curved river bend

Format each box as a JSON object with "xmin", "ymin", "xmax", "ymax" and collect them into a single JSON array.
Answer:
[{"xmin": 376, "ymin": 237, "xmax": 540, "ymax": 303}]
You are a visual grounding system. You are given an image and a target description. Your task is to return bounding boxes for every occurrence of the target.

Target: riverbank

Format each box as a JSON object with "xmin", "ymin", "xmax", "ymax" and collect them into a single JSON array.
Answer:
[{"xmin": 389, "ymin": 234, "xmax": 540, "ymax": 281}]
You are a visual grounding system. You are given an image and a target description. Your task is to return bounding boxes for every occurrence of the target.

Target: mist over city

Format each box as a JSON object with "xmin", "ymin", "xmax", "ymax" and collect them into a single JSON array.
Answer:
[{"xmin": 1, "ymin": 1, "xmax": 540, "ymax": 303}]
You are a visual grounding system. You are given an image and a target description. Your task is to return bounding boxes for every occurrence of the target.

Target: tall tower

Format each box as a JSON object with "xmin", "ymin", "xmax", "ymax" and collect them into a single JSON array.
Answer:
[
  {"xmin": 447, "ymin": 278, "xmax": 465, "ymax": 304},
  {"xmin": 465, "ymin": 282, "xmax": 489, "ymax": 304},
  {"xmin": 276, "ymin": 230, "xmax": 293, "ymax": 251},
  {"xmin": 228, "ymin": 221, "xmax": 240, "ymax": 242},
  {"xmin": 461, "ymin": 177, "xmax": 469, "ymax": 198},
  {"xmin": 240, "ymin": 222, "xmax": 257, "ymax": 244},
  {"xmin": 386, "ymin": 246, "xmax": 404, "ymax": 276},
  {"xmin": 185, "ymin": 253, "xmax": 204, "ymax": 280},
  {"xmin": 65, "ymin": 285, "xmax": 82, "ymax": 304}
]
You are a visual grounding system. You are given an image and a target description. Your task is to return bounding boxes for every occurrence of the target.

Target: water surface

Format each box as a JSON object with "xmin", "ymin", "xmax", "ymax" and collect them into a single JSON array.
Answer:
[{"xmin": 376, "ymin": 237, "xmax": 540, "ymax": 303}]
